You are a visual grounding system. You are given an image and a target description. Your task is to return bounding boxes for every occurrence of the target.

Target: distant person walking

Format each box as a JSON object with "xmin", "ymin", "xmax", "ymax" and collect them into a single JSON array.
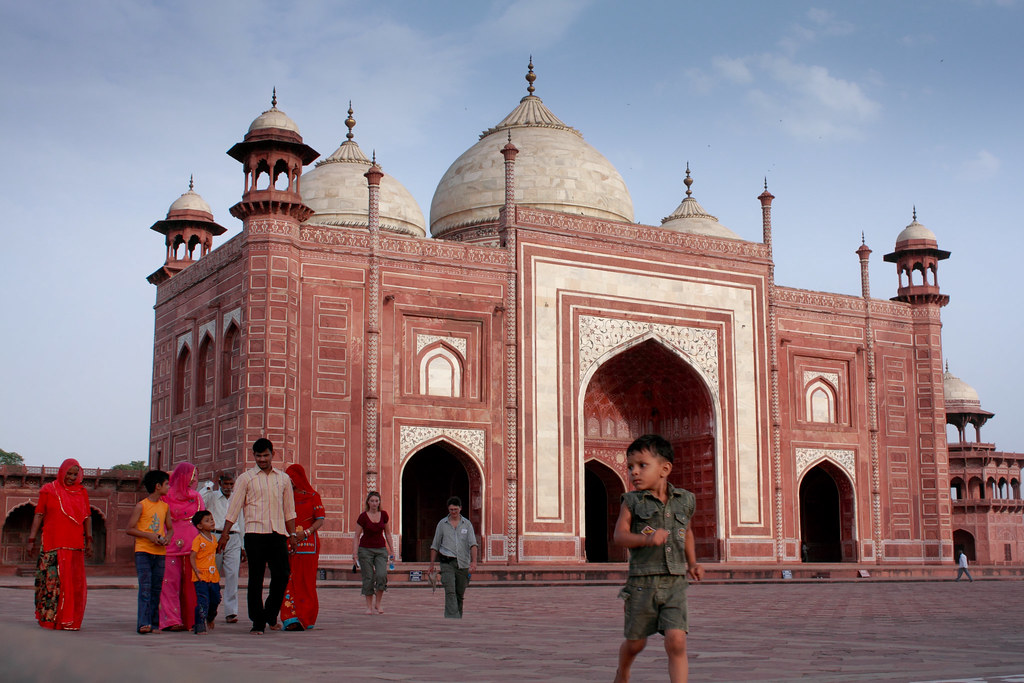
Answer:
[
  {"xmin": 427, "ymin": 496, "xmax": 477, "ymax": 619},
  {"xmin": 203, "ymin": 471, "xmax": 244, "ymax": 624},
  {"xmin": 26, "ymin": 458, "xmax": 93, "ymax": 630},
  {"xmin": 955, "ymin": 551, "xmax": 974, "ymax": 582},
  {"xmin": 219, "ymin": 438, "xmax": 297, "ymax": 635},
  {"xmin": 354, "ymin": 491, "xmax": 394, "ymax": 615}
]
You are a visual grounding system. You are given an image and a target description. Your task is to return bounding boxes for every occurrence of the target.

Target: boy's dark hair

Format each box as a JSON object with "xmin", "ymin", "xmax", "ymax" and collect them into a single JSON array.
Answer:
[
  {"xmin": 191, "ymin": 510, "xmax": 213, "ymax": 527},
  {"xmin": 142, "ymin": 469, "xmax": 169, "ymax": 493},
  {"xmin": 446, "ymin": 496, "xmax": 462, "ymax": 508},
  {"xmin": 626, "ymin": 434, "xmax": 674, "ymax": 463},
  {"xmin": 252, "ymin": 437, "xmax": 274, "ymax": 454}
]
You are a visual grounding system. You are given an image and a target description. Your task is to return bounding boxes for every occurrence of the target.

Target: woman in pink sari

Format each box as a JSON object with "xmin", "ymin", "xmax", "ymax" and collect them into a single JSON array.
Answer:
[
  {"xmin": 159, "ymin": 462, "xmax": 204, "ymax": 631},
  {"xmin": 26, "ymin": 459, "xmax": 92, "ymax": 630},
  {"xmin": 280, "ymin": 464, "xmax": 325, "ymax": 630}
]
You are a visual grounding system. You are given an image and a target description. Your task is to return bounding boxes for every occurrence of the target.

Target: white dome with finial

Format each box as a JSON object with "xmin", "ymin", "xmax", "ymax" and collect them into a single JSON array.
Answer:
[
  {"xmin": 247, "ymin": 89, "xmax": 301, "ymax": 135},
  {"xmin": 660, "ymin": 165, "xmax": 740, "ymax": 239},
  {"xmin": 167, "ymin": 176, "xmax": 213, "ymax": 218},
  {"xmin": 430, "ymin": 60, "xmax": 633, "ymax": 238},
  {"xmin": 943, "ymin": 364, "xmax": 982, "ymax": 412},
  {"xmin": 895, "ymin": 207, "xmax": 937, "ymax": 247},
  {"xmin": 300, "ymin": 104, "xmax": 426, "ymax": 237}
]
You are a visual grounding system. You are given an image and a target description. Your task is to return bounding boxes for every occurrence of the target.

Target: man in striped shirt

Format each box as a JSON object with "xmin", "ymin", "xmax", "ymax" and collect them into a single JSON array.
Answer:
[{"xmin": 219, "ymin": 438, "xmax": 297, "ymax": 634}]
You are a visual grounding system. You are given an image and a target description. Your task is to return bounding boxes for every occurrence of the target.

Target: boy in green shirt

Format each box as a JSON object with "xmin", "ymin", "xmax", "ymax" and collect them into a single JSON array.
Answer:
[{"xmin": 613, "ymin": 434, "xmax": 704, "ymax": 683}]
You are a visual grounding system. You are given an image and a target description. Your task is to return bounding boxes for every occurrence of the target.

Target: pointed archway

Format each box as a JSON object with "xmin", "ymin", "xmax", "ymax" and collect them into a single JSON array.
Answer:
[
  {"xmin": 400, "ymin": 442, "xmax": 482, "ymax": 562},
  {"xmin": 799, "ymin": 463, "xmax": 856, "ymax": 562},
  {"xmin": 585, "ymin": 460, "xmax": 626, "ymax": 562},
  {"xmin": 582, "ymin": 338, "xmax": 718, "ymax": 560},
  {"xmin": 953, "ymin": 529, "xmax": 976, "ymax": 562},
  {"xmin": 88, "ymin": 509, "xmax": 106, "ymax": 565},
  {"xmin": 1, "ymin": 503, "xmax": 36, "ymax": 566}
]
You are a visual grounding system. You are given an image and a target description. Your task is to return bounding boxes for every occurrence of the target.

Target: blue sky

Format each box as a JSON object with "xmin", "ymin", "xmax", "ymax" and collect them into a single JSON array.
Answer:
[{"xmin": 1, "ymin": 0, "xmax": 1021, "ymax": 468}]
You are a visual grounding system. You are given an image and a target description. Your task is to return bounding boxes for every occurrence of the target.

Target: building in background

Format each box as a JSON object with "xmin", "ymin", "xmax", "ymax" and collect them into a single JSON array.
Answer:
[{"xmin": 133, "ymin": 64, "xmax": 1022, "ymax": 569}]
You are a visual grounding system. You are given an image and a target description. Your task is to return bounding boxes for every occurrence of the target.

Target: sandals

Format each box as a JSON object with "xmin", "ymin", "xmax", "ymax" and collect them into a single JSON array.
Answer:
[{"xmin": 137, "ymin": 625, "xmax": 152, "ymax": 635}]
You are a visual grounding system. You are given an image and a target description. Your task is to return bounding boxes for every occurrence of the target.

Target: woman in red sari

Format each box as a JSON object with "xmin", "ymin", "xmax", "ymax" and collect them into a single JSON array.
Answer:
[
  {"xmin": 26, "ymin": 459, "xmax": 92, "ymax": 630},
  {"xmin": 281, "ymin": 464, "xmax": 325, "ymax": 631},
  {"xmin": 159, "ymin": 462, "xmax": 204, "ymax": 631}
]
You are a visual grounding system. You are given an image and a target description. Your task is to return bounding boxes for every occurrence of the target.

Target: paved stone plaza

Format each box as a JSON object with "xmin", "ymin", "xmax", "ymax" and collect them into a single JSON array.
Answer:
[{"xmin": 1, "ymin": 579, "xmax": 1023, "ymax": 682}]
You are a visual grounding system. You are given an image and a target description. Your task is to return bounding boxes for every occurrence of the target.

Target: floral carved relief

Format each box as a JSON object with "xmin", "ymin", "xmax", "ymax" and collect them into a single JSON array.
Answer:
[
  {"xmin": 795, "ymin": 447, "xmax": 856, "ymax": 483},
  {"xmin": 400, "ymin": 425, "xmax": 486, "ymax": 466}
]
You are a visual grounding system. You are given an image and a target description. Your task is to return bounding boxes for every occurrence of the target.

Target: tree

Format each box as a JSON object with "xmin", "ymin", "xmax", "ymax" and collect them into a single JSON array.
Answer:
[
  {"xmin": 111, "ymin": 460, "xmax": 147, "ymax": 471},
  {"xmin": 0, "ymin": 448, "xmax": 24, "ymax": 466}
]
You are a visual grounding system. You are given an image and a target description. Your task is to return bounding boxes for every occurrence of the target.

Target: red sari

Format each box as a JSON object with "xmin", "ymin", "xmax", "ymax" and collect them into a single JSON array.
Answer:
[
  {"xmin": 159, "ymin": 462, "xmax": 204, "ymax": 630},
  {"xmin": 281, "ymin": 464, "xmax": 325, "ymax": 630},
  {"xmin": 34, "ymin": 459, "xmax": 90, "ymax": 630}
]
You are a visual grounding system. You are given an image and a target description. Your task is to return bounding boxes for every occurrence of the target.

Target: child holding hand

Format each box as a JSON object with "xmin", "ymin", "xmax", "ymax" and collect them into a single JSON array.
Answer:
[
  {"xmin": 189, "ymin": 511, "xmax": 221, "ymax": 635},
  {"xmin": 126, "ymin": 470, "xmax": 171, "ymax": 634}
]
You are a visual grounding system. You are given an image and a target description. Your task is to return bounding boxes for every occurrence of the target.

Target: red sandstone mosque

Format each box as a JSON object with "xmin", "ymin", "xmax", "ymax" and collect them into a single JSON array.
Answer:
[{"xmin": 2, "ymin": 65, "xmax": 1022, "ymax": 572}]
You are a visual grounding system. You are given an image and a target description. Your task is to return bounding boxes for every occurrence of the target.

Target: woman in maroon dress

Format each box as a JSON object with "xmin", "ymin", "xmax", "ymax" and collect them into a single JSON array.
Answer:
[{"xmin": 354, "ymin": 491, "xmax": 394, "ymax": 614}]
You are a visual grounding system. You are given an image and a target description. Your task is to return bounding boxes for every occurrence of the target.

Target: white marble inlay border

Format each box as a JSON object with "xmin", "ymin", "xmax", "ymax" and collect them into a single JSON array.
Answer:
[
  {"xmin": 802, "ymin": 371, "xmax": 839, "ymax": 388},
  {"xmin": 223, "ymin": 307, "xmax": 242, "ymax": 333},
  {"xmin": 578, "ymin": 316, "xmax": 719, "ymax": 387},
  {"xmin": 795, "ymin": 447, "xmax": 856, "ymax": 482},
  {"xmin": 198, "ymin": 319, "xmax": 217, "ymax": 343},
  {"xmin": 415, "ymin": 334, "xmax": 467, "ymax": 357},
  {"xmin": 176, "ymin": 331, "xmax": 193, "ymax": 354},
  {"xmin": 399, "ymin": 425, "xmax": 485, "ymax": 466}
]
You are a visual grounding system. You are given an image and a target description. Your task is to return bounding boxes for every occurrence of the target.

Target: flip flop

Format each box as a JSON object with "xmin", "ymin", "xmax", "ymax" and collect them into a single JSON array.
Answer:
[{"xmin": 249, "ymin": 628, "xmax": 264, "ymax": 635}]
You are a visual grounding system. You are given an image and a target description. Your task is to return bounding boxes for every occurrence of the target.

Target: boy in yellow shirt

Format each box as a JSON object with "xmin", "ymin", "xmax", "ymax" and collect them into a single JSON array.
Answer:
[
  {"xmin": 189, "ymin": 511, "xmax": 221, "ymax": 634},
  {"xmin": 126, "ymin": 470, "xmax": 171, "ymax": 634}
]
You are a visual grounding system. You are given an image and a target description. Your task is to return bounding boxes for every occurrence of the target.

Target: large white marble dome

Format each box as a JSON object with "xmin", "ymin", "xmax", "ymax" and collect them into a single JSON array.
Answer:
[
  {"xmin": 301, "ymin": 107, "xmax": 427, "ymax": 238},
  {"xmin": 430, "ymin": 65, "xmax": 634, "ymax": 238}
]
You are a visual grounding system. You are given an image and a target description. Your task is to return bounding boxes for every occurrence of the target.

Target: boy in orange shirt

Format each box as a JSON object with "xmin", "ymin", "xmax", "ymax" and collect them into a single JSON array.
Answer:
[
  {"xmin": 126, "ymin": 469, "xmax": 171, "ymax": 634},
  {"xmin": 189, "ymin": 511, "xmax": 221, "ymax": 634}
]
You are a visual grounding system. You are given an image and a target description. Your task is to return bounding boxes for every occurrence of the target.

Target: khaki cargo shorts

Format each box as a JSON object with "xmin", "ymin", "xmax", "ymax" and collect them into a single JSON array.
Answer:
[{"xmin": 618, "ymin": 574, "xmax": 689, "ymax": 639}]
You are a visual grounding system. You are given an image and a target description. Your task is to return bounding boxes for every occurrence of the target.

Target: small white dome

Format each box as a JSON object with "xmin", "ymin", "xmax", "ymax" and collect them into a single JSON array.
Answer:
[
  {"xmin": 660, "ymin": 170, "xmax": 740, "ymax": 240},
  {"xmin": 167, "ymin": 181, "xmax": 213, "ymax": 218},
  {"xmin": 300, "ymin": 108, "xmax": 426, "ymax": 237},
  {"xmin": 943, "ymin": 368, "xmax": 981, "ymax": 411},
  {"xmin": 895, "ymin": 212, "xmax": 937, "ymax": 246},
  {"xmin": 430, "ymin": 65, "xmax": 633, "ymax": 237},
  {"xmin": 247, "ymin": 92, "xmax": 300, "ymax": 135}
]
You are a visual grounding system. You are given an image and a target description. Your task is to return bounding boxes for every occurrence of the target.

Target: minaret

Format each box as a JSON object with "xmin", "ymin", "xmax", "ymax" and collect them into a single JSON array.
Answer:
[
  {"xmin": 857, "ymin": 236, "xmax": 883, "ymax": 560},
  {"xmin": 883, "ymin": 209, "xmax": 953, "ymax": 561},
  {"xmin": 146, "ymin": 177, "xmax": 226, "ymax": 285},
  {"xmin": 227, "ymin": 89, "xmax": 319, "ymax": 232},
  {"xmin": 226, "ymin": 91, "xmax": 319, "ymax": 454},
  {"xmin": 499, "ymin": 130, "xmax": 520, "ymax": 561},
  {"xmin": 363, "ymin": 155, "xmax": 384, "ymax": 493}
]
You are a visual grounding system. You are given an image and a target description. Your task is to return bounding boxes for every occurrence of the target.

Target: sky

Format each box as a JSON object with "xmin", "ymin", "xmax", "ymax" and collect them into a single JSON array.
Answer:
[{"xmin": 1, "ymin": 0, "xmax": 1022, "ymax": 469}]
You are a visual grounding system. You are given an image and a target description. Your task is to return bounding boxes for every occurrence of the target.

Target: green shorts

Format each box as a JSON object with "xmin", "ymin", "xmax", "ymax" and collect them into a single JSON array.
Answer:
[{"xmin": 618, "ymin": 574, "xmax": 689, "ymax": 639}]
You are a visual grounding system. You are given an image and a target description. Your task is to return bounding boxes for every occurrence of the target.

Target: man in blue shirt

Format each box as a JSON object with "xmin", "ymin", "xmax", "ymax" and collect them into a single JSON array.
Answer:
[{"xmin": 427, "ymin": 496, "xmax": 478, "ymax": 618}]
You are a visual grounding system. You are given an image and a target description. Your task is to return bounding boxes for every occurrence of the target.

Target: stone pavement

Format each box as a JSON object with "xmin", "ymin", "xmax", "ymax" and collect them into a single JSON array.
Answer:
[{"xmin": 1, "ymin": 579, "xmax": 1023, "ymax": 682}]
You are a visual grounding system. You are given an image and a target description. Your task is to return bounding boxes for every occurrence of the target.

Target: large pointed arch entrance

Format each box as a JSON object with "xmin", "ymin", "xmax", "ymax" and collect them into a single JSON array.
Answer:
[
  {"xmin": 582, "ymin": 338, "xmax": 718, "ymax": 561},
  {"xmin": 400, "ymin": 442, "xmax": 482, "ymax": 562},
  {"xmin": 799, "ymin": 463, "xmax": 856, "ymax": 562}
]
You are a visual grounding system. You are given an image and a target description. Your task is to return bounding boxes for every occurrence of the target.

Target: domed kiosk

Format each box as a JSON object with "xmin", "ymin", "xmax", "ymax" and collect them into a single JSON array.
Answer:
[
  {"xmin": 430, "ymin": 61, "xmax": 633, "ymax": 241},
  {"xmin": 301, "ymin": 104, "xmax": 426, "ymax": 237},
  {"xmin": 660, "ymin": 165, "xmax": 741, "ymax": 239}
]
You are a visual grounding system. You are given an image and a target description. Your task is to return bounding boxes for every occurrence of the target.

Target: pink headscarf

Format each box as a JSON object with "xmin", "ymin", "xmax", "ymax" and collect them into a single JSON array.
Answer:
[{"xmin": 165, "ymin": 462, "xmax": 204, "ymax": 521}]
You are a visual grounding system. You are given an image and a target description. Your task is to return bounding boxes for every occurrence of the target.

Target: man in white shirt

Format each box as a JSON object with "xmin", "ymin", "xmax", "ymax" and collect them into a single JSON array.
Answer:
[
  {"xmin": 219, "ymin": 438, "xmax": 297, "ymax": 634},
  {"xmin": 203, "ymin": 470, "xmax": 245, "ymax": 623},
  {"xmin": 956, "ymin": 550, "xmax": 974, "ymax": 582}
]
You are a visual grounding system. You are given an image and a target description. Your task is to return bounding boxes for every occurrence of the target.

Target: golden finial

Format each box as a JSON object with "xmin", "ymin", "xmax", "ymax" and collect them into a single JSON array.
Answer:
[
  {"xmin": 372, "ymin": 149, "xmax": 376, "ymax": 165},
  {"xmin": 526, "ymin": 56, "xmax": 536, "ymax": 95},
  {"xmin": 345, "ymin": 101, "xmax": 356, "ymax": 141},
  {"xmin": 912, "ymin": 205, "xmax": 917, "ymax": 222},
  {"xmin": 188, "ymin": 174, "xmax": 194, "ymax": 192},
  {"xmin": 946, "ymin": 359, "xmax": 950, "ymax": 372},
  {"xmin": 684, "ymin": 162, "xmax": 693, "ymax": 197},
  {"xmin": 861, "ymin": 231, "xmax": 866, "ymax": 245},
  {"xmin": 764, "ymin": 177, "xmax": 768, "ymax": 191},
  {"xmin": 271, "ymin": 87, "xmax": 277, "ymax": 108}
]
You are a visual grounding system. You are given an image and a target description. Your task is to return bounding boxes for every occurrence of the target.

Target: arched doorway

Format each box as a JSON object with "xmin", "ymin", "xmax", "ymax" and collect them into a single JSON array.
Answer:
[
  {"xmin": 585, "ymin": 460, "xmax": 625, "ymax": 562},
  {"xmin": 88, "ymin": 509, "xmax": 106, "ymax": 565},
  {"xmin": 953, "ymin": 529, "xmax": 976, "ymax": 562},
  {"xmin": 799, "ymin": 463, "xmax": 856, "ymax": 562},
  {"xmin": 400, "ymin": 442, "xmax": 482, "ymax": 562},
  {"xmin": 582, "ymin": 338, "xmax": 718, "ymax": 560},
  {"xmin": 2, "ymin": 503, "xmax": 36, "ymax": 566}
]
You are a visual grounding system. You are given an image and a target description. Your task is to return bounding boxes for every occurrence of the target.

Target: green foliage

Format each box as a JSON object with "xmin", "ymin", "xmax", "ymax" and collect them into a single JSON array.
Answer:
[
  {"xmin": 0, "ymin": 448, "xmax": 25, "ymax": 466},
  {"xmin": 111, "ymin": 460, "xmax": 148, "ymax": 471}
]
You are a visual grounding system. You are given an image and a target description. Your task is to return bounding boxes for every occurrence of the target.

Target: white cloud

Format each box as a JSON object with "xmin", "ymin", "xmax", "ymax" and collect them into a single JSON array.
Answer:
[
  {"xmin": 962, "ymin": 149, "xmax": 1001, "ymax": 181},
  {"xmin": 712, "ymin": 56, "xmax": 753, "ymax": 85}
]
